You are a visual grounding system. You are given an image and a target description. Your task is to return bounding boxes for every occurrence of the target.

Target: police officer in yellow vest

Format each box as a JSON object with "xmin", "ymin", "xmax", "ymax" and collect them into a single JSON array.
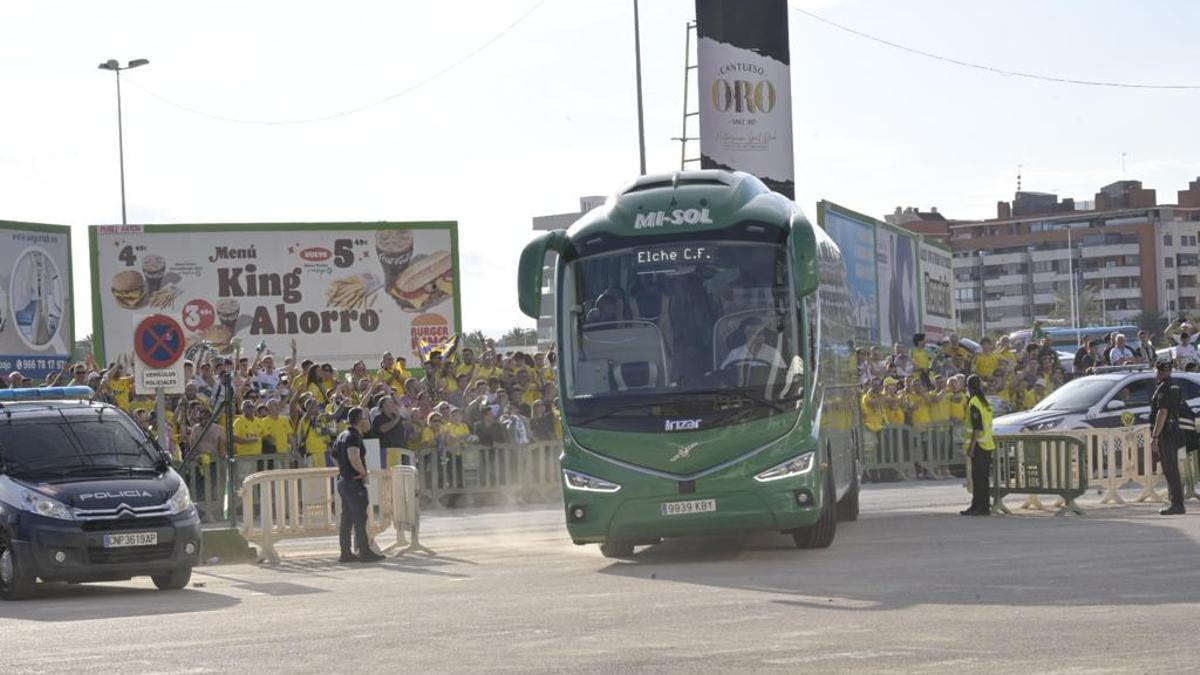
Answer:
[{"xmin": 961, "ymin": 374, "xmax": 995, "ymax": 516}]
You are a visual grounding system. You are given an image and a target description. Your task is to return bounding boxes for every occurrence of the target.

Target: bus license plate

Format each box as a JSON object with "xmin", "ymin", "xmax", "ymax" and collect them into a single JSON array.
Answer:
[
  {"xmin": 661, "ymin": 499, "xmax": 716, "ymax": 516},
  {"xmin": 103, "ymin": 532, "xmax": 158, "ymax": 548}
]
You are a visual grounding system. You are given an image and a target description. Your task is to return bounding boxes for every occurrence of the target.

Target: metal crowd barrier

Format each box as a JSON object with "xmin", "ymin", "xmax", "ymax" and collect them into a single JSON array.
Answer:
[
  {"xmin": 238, "ymin": 465, "xmax": 405, "ymax": 564},
  {"xmin": 991, "ymin": 434, "xmax": 1088, "ymax": 516},
  {"xmin": 868, "ymin": 424, "xmax": 961, "ymax": 481},
  {"xmin": 413, "ymin": 442, "xmax": 563, "ymax": 508},
  {"xmin": 1063, "ymin": 426, "xmax": 1200, "ymax": 505},
  {"xmin": 182, "ymin": 454, "xmax": 298, "ymax": 524}
]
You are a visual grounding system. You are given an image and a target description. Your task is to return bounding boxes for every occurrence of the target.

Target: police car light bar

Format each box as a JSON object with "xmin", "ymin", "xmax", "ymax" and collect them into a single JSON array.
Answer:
[{"xmin": 0, "ymin": 386, "xmax": 95, "ymax": 401}]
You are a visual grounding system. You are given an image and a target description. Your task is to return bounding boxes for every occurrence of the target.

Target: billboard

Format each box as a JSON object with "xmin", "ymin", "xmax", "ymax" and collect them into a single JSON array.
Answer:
[
  {"xmin": 90, "ymin": 222, "xmax": 459, "ymax": 370},
  {"xmin": 919, "ymin": 239, "xmax": 954, "ymax": 340},
  {"xmin": 695, "ymin": 0, "xmax": 794, "ymax": 198},
  {"xmin": 875, "ymin": 225, "xmax": 920, "ymax": 348},
  {"xmin": 0, "ymin": 221, "xmax": 73, "ymax": 379},
  {"xmin": 818, "ymin": 205, "xmax": 878, "ymax": 344}
]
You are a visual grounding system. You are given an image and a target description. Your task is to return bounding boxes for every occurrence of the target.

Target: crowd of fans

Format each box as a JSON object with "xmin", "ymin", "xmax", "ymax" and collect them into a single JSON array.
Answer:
[
  {"xmin": 855, "ymin": 320, "xmax": 1191, "ymax": 434},
  {"xmin": 0, "ymin": 338, "xmax": 563, "ymax": 471}
]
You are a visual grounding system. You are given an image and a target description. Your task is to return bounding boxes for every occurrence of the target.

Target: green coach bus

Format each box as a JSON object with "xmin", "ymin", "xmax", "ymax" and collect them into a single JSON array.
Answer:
[{"xmin": 518, "ymin": 170, "xmax": 861, "ymax": 557}]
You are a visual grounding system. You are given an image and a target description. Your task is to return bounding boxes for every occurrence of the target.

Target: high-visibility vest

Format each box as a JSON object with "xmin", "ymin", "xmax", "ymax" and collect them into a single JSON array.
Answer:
[{"xmin": 964, "ymin": 396, "xmax": 996, "ymax": 451}]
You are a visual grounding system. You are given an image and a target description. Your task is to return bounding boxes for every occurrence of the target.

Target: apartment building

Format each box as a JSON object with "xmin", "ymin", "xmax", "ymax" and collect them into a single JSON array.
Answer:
[{"xmin": 894, "ymin": 179, "xmax": 1200, "ymax": 337}]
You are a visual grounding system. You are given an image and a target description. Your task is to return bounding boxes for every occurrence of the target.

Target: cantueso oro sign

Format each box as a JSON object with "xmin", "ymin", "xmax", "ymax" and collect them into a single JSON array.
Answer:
[
  {"xmin": 695, "ymin": 0, "xmax": 794, "ymax": 198},
  {"xmin": 90, "ymin": 222, "xmax": 459, "ymax": 369}
]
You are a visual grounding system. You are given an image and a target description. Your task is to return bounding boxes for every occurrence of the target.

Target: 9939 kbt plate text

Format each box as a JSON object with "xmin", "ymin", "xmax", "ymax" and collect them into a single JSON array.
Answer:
[{"xmin": 661, "ymin": 499, "xmax": 717, "ymax": 516}]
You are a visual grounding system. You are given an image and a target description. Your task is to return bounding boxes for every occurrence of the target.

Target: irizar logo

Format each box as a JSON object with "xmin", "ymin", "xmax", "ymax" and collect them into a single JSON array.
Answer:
[
  {"xmin": 78, "ymin": 490, "xmax": 153, "ymax": 501},
  {"xmin": 634, "ymin": 209, "xmax": 713, "ymax": 230},
  {"xmin": 665, "ymin": 418, "xmax": 701, "ymax": 431},
  {"xmin": 669, "ymin": 442, "xmax": 701, "ymax": 463}
]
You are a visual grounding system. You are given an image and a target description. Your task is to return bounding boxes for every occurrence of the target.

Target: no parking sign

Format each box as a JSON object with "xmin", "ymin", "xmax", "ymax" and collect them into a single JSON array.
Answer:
[{"xmin": 133, "ymin": 314, "xmax": 186, "ymax": 395}]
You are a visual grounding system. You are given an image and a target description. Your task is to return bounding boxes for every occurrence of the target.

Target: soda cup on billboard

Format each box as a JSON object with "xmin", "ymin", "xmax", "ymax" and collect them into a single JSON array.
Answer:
[{"xmin": 375, "ymin": 229, "xmax": 414, "ymax": 294}]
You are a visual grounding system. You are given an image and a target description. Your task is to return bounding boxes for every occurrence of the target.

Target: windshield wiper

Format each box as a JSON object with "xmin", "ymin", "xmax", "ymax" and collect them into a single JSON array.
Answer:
[
  {"xmin": 685, "ymin": 389, "xmax": 789, "ymax": 413},
  {"xmin": 572, "ymin": 401, "xmax": 663, "ymax": 426},
  {"xmin": 57, "ymin": 465, "xmax": 159, "ymax": 477}
]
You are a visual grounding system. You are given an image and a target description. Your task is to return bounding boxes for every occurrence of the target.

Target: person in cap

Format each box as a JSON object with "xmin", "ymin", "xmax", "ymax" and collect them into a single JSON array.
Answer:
[{"xmin": 1150, "ymin": 361, "xmax": 1187, "ymax": 515}]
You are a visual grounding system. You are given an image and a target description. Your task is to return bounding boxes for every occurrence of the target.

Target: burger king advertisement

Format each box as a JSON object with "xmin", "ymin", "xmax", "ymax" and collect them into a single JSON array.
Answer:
[
  {"xmin": 89, "ymin": 222, "xmax": 459, "ymax": 369},
  {"xmin": 0, "ymin": 220, "xmax": 73, "ymax": 379}
]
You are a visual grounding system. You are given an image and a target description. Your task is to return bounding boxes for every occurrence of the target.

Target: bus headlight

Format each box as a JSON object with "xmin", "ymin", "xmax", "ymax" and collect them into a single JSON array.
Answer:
[
  {"xmin": 754, "ymin": 452, "xmax": 815, "ymax": 483},
  {"xmin": 21, "ymin": 490, "xmax": 75, "ymax": 521},
  {"xmin": 166, "ymin": 483, "xmax": 194, "ymax": 515},
  {"xmin": 563, "ymin": 469, "xmax": 621, "ymax": 493}
]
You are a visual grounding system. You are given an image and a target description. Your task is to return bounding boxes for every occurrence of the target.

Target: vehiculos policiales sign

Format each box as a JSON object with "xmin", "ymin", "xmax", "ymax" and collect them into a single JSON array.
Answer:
[
  {"xmin": 90, "ymin": 222, "xmax": 460, "ymax": 370},
  {"xmin": 694, "ymin": 0, "xmax": 794, "ymax": 199}
]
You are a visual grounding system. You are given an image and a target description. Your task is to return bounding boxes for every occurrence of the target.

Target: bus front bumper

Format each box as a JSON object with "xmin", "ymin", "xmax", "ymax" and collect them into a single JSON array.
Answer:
[{"xmin": 562, "ymin": 482, "xmax": 823, "ymax": 544}]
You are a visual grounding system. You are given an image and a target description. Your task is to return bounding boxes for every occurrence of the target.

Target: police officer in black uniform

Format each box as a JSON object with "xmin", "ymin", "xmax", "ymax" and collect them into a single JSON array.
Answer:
[
  {"xmin": 1149, "ymin": 361, "xmax": 1187, "ymax": 515},
  {"xmin": 334, "ymin": 407, "xmax": 385, "ymax": 562}
]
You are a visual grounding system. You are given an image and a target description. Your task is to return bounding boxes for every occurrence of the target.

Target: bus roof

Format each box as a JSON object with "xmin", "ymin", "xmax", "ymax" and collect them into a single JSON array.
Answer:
[{"xmin": 566, "ymin": 170, "xmax": 794, "ymax": 244}]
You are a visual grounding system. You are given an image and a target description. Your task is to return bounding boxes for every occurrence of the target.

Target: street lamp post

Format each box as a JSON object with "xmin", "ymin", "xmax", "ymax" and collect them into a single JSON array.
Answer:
[
  {"xmin": 97, "ymin": 58, "xmax": 149, "ymax": 225},
  {"xmin": 633, "ymin": 0, "xmax": 647, "ymax": 175}
]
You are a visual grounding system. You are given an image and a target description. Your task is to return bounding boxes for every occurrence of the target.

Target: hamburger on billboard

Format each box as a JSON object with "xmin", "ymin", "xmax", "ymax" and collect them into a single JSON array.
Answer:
[{"xmin": 89, "ymin": 222, "xmax": 460, "ymax": 369}]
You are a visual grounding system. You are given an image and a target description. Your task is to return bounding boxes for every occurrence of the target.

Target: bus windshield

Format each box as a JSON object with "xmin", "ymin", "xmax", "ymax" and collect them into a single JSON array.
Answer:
[{"xmin": 561, "ymin": 234, "xmax": 803, "ymax": 427}]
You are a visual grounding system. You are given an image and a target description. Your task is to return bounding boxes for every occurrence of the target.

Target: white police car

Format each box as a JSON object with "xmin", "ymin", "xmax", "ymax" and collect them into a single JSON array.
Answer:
[
  {"xmin": 993, "ymin": 367, "xmax": 1200, "ymax": 434},
  {"xmin": 0, "ymin": 387, "xmax": 200, "ymax": 600}
]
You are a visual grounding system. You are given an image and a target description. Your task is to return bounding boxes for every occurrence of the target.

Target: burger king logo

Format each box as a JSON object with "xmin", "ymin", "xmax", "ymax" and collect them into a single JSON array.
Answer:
[{"xmin": 410, "ymin": 314, "xmax": 450, "ymax": 353}]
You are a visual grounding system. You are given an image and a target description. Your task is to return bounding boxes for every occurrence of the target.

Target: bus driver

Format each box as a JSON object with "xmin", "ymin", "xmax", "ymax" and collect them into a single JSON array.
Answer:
[{"xmin": 721, "ymin": 317, "xmax": 787, "ymax": 370}]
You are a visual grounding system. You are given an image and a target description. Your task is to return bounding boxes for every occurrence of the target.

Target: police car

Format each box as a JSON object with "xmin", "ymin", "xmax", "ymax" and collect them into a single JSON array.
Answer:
[
  {"xmin": 0, "ymin": 387, "xmax": 200, "ymax": 600},
  {"xmin": 993, "ymin": 366, "xmax": 1200, "ymax": 435}
]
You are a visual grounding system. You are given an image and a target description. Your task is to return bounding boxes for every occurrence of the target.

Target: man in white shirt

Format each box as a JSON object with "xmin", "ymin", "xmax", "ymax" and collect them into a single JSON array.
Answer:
[
  {"xmin": 1108, "ymin": 334, "xmax": 1136, "ymax": 365},
  {"xmin": 721, "ymin": 317, "xmax": 787, "ymax": 370},
  {"xmin": 1175, "ymin": 333, "xmax": 1198, "ymax": 368},
  {"xmin": 253, "ymin": 354, "xmax": 281, "ymax": 390}
]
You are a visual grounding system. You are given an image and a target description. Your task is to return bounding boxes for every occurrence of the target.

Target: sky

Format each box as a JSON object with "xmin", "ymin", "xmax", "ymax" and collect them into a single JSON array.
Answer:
[{"xmin": 1, "ymin": 0, "xmax": 1198, "ymax": 339}]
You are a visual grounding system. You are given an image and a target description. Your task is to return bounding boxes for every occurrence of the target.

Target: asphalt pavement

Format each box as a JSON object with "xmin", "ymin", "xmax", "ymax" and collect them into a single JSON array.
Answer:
[{"xmin": 3, "ymin": 480, "xmax": 1199, "ymax": 673}]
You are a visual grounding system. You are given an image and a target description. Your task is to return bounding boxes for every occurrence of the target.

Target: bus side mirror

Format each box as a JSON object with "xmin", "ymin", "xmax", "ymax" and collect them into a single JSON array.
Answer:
[
  {"xmin": 518, "ymin": 229, "xmax": 571, "ymax": 319},
  {"xmin": 790, "ymin": 212, "xmax": 819, "ymax": 297}
]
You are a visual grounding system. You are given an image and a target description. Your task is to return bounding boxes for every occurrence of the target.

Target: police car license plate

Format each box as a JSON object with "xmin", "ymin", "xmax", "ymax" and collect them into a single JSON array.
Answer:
[
  {"xmin": 661, "ymin": 499, "xmax": 716, "ymax": 516},
  {"xmin": 103, "ymin": 532, "xmax": 158, "ymax": 548}
]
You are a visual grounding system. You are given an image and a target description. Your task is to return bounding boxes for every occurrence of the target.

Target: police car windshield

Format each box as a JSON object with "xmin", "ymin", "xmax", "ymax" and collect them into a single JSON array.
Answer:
[
  {"xmin": 0, "ymin": 413, "xmax": 159, "ymax": 477},
  {"xmin": 1031, "ymin": 376, "xmax": 1121, "ymax": 412}
]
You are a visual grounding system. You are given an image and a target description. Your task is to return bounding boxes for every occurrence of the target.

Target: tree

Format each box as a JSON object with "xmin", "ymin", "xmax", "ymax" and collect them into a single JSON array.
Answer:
[
  {"xmin": 1049, "ymin": 284, "xmax": 1103, "ymax": 327},
  {"xmin": 462, "ymin": 330, "xmax": 487, "ymax": 353},
  {"xmin": 71, "ymin": 334, "xmax": 93, "ymax": 363},
  {"xmin": 1132, "ymin": 310, "xmax": 1167, "ymax": 337},
  {"xmin": 499, "ymin": 326, "xmax": 538, "ymax": 347}
]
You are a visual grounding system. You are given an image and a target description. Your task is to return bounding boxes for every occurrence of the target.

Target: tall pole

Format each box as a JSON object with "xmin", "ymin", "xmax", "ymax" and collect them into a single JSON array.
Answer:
[
  {"xmin": 115, "ymin": 68, "xmax": 127, "ymax": 225},
  {"xmin": 1067, "ymin": 228, "xmax": 1080, "ymax": 345},
  {"xmin": 633, "ymin": 0, "xmax": 647, "ymax": 175},
  {"xmin": 978, "ymin": 251, "xmax": 985, "ymax": 337},
  {"xmin": 98, "ymin": 58, "xmax": 148, "ymax": 225}
]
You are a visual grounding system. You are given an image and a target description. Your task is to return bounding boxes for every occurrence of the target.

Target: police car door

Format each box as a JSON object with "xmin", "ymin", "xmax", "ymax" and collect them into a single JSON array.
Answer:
[
  {"xmin": 1090, "ymin": 376, "xmax": 1156, "ymax": 429},
  {"xmin": 1172, "ymin": 376, "xmax": 1200, "ymax": 418}
]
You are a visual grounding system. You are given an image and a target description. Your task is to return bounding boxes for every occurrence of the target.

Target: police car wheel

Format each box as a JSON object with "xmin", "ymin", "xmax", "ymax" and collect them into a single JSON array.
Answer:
[
  {"xmin": 151, "ymin": 567, "xmax": 192, "ymax": 591},
  {"xmin": 0, "ymin": 533, "xmax": 36, "ymax": 601}
]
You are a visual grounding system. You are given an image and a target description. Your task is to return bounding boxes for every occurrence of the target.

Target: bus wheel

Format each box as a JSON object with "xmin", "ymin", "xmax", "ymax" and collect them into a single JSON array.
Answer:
[
  {"xmin": 599, "ymin": 541, "xmax": 636, "ymax": 559},
  {"xmin": 792, "ymin": 470, "xmax": 837, "ymax": 549},
  {"xmin": 0, "ymin": 532, "xmax": 36, "ymax": 601},
  {"xmin": 837, "ymin": 471, "xmax": 860, "ymax": 522}
]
